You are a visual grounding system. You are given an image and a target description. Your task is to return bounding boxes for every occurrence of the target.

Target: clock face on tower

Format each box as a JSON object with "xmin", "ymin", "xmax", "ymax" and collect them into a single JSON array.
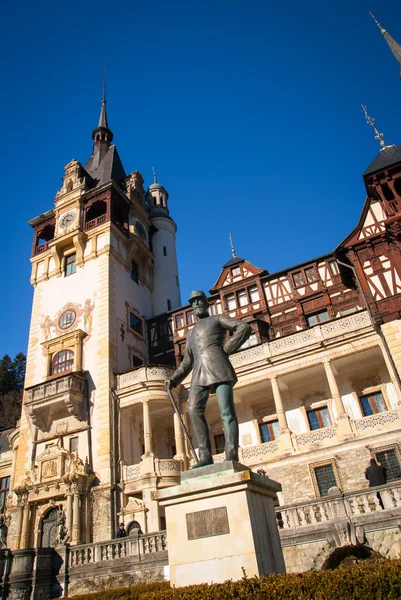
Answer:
[
  {"xmin": 135, "ymin": 220, "xmax": 147, "ymax": 240},
  {"xmin": 59, "ymin": 210, "xmax": 76, "ymax": 230}
]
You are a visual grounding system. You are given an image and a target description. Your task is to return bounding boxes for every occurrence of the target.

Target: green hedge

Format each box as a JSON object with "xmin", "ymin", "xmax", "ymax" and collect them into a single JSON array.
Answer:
[{"xmin": 68, "ymin": 559, "xmax": 401, "ymax": 600}]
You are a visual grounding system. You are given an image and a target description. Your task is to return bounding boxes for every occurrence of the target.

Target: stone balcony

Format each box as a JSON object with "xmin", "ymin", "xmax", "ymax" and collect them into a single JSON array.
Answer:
[
  {"xmin": 230, "ymin": 311, "xmax": 372, "ymax": 369},
  {"xmin": 25, "ymin": 371, "xmax": 87, "ymax": 431},
  {"xmin": 122, "ymin": 458, "xmax": 181, "ymax": 482}
]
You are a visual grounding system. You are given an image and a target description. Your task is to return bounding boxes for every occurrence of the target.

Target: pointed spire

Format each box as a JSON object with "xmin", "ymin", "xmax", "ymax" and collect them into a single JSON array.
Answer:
[
  {"xmin": 229, "ymin": 233, "xmax": 236, "ymax": 258},
  {"xmin": 369, "ymin": 12, "xmax": 401, "ymax": 79},
  {"xmin": 362, "ymin": 104, "xmax": 387, "ymax": 149},
  {"xmin": 152, "ymin": 166, "xmax": 157, "ymax": 184},
  {"xmin": 98, "ymin": 64, "xmax": 108, "ymax": 128}
]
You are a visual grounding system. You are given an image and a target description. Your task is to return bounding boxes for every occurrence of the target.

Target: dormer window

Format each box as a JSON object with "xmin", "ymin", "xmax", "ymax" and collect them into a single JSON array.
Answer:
[{"xmin": 305, "ymin": 267, "xmax": 318, "ymax": 283}]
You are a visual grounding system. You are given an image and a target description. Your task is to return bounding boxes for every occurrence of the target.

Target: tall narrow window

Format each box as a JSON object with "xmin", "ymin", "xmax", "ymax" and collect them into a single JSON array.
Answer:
[
  {"xmin": 132, "ymin": 355, "xmax": 143, "ymax": 367},
  {"xmin": 329, "ymin": 261, "xmax": 339, "ymax": 276},
  {"xmin": 167, "ymin": 299, "xmax": 171, "ymax": 311},
  {"xmin": 69, "ymin": 437, "xmax": 79, "ymax": 453},
  {"xmin": 175, "ymin": 314, "xmax": 184, "ymax": 329},
  {"xmin": 0, "ymin": 476, "xmax": 10, "ymax": 510},
  {"xmin": 65, "ymin": 254, "xmax": 76, "ymax": 277},
  {"xmin": 292, "ymin": 271, "xmax": 305, "ymax": 287},
  {"xmin": 214, "ymin": 433, "xmax": 225, "ymax": 454},
  {"xmin": 226, "ymin": 294, "xmax": 236, "ymax": 311},
  {"xmin": 249, "ymin": 286, "xmax": 260, "ymax": 302},
  {"xmin": 130, "ymin": 313, "xmax": 143, "ymax": 336},
  {"xmin": 186, "ymin": 311, "xmax": 194, "ymax": 325},
  {"xmin": 375, "ymin": 449, "xmax": 401, "ymax": 482},
  {"xmin": 237, "ymin": 290, "xmax": 248, "ymax": 307},
  {"xmin": 259, "ymin": 420, "xmax": 280, "ymax": 443},
  {"xmin": 305, "ymin": 267, "xmax": 318, "ymax": 283},
  {"xmin": 131, "ymin": 261, "xmax": 139, "ymax": 283},
  {"xmin": 307, "ymin": 407, "xmax": 331, "ymax": 430},
  {"xmin": 314, "ymin": 464, "xmax": 337, "ymax": 496},
  {"xmin": 359, "ymin": 391, "xmax": 387, "ymax": 416},
  {"xmin": 163, "ymin": 246, "xmax": 167, "ymax": 256}
]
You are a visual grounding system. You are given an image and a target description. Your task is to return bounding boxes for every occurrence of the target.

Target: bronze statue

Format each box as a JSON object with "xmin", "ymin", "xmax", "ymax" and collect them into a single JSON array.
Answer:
[{"xmin": 167, "ymin": 290, "xmax": 251, "ymax": 468}]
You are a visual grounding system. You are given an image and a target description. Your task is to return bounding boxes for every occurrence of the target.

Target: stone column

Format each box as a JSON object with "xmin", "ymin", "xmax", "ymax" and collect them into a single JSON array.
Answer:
[
  {"xmin": 323, "ymin": 359, "xmax": 353, "ymax": 438},
  {"xmin": 19, "ymin": 503, "xmax": 30, "ymax": 550},
  {"xmin": 143, "ymin": 399, "xmax": 153, "ymax": 456},
  {"xmin": 66, "ymin": 492, "xmax": 73, "ymax": 539},
  {"xmin": 13, "ymin": 504, "xmax": 24, "ymax": 550},
  {"xmin": 378, "ymin": 341, "xmax": 401, "ymax": 404},
  {"xmin": 72, "ymin": 491, "xmax": 80, "ymax": 544},
  {"xmin": 173, "ymin": 407, "xmax": 185, "ymax": 460},
  {"xmin": 323, "ymin": 360, "xmax": 346, "ymax": 416},
  {"xmin": 270, "ymin": 377, "xmax": 289, "ymax": 433}
]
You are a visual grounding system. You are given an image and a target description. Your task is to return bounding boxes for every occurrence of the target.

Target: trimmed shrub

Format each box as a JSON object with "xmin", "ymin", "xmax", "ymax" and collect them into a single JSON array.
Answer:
[{"xmin": 67, "ymin": 559, "xmax": 401, "ymax": 600}]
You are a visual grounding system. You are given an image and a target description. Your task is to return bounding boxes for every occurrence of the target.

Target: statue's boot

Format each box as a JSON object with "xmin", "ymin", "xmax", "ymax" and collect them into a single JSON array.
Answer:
[{"xmin": 190, "ymin": 450, "xmax": 213, "ymax": 469}]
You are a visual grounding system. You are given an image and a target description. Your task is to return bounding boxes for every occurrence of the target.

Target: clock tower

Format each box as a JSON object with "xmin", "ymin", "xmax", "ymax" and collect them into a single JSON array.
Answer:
[{"xmin": 10, "ymin": 90, "xmax": 181, "ymax": 547}]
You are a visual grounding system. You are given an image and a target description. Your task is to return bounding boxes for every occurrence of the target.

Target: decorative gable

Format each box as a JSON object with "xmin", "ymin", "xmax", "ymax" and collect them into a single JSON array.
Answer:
[
  {"xmin": 341, "ymin": 197, "xmax": 387, "ymax": 247},
  {"xmin": 210, "ymin": 257, "xmax": 267, "ymax": 293}
]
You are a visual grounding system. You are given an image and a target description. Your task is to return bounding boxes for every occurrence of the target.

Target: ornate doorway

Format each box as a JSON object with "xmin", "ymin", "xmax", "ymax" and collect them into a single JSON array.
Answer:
[{"xmin": 40, "ymin": 507, "xmax": 58, "ymax": 548}]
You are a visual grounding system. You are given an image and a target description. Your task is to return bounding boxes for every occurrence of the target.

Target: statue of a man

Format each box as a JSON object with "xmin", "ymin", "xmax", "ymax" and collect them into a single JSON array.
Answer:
[{"xmin": 167, "ymin": 290, "xmax": 251, "ymax": 468}]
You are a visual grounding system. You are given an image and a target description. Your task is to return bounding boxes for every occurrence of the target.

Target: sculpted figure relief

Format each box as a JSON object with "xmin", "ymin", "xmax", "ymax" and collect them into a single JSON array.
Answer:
[{"xmin": 167, "ymin": 290, "xmax": 251, "ymax": 468}]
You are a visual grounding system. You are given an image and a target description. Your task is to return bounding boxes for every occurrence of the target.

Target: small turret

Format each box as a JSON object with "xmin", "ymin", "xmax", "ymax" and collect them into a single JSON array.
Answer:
[{"xmin": 148, "ymin": 169, "xmax": 181, "ymax": 315}]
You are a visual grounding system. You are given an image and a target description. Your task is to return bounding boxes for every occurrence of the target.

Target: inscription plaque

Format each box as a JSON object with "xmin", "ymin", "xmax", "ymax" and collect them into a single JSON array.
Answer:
[{"xmin": 186, "ymin": 506, "xmax": 229, "ymax": 540}]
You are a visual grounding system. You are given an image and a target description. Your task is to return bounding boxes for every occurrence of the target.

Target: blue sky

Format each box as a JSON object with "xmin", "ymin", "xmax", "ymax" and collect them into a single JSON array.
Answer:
[{"xmin": 1, "ymin": 0, "xmax": 401, "ymax": 357}]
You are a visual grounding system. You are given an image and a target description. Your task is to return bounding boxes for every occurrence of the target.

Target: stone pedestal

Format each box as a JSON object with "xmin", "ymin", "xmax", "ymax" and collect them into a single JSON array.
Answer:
[{"xmin": 155, "ymin": 462, "xmax": 285, "ymax": 587}]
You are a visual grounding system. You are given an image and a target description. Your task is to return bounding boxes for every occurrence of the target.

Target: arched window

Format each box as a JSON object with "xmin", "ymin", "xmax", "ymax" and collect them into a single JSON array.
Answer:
[{"xmin": 52, "ymin": 350, "xmax": 74, "ymax": 374}]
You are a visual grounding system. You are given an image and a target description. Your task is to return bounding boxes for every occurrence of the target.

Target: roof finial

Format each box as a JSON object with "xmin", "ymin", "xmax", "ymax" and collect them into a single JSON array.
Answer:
[
  {"xmin": 368, "ymin": 12, "xmax": 386, "ymax": 35},
  {"xmin": 102, "ymin": 64, "xmax": 107, "ymax": 104},
  {"xmin": 229, "ymin": 233, "xmax": 236, "ymax": 258},
  {"xmin": 152, "ymin": 166, "xmax": 157, "ymax": 184},
  {"xmin": 369, "ymin": 12, "xmax": 401, "ymax": 79},
  {"xmin": 97, "ymin": 65, "xmax": 109, "ymax": 129},
  {"xmin": 361, "ymin": 104, "xmax": 387, "ymax": 149}
]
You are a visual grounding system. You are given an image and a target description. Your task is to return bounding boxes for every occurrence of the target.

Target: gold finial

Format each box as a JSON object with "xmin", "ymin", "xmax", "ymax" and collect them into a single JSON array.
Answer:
[
  {"xmin": 368, "ymin": 12, "xmax": 386, "ymax": 35},
  {"xmin": 229, "ymin": 233, "xmax": 236, "ymax": 258},
  {"xmin": 361, "ymin": 104, "xmax": 387, "ymax": 148},
  {"xmin": 152, "ymin": 166, "xmax": 157, "ymax": 184}
]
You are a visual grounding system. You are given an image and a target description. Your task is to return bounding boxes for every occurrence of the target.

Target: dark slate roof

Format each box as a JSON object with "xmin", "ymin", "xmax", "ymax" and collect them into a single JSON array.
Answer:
[
  {"xmin": 84, "ymin": 145, "xmax": 126, "ymax": 186},
  {"xmin": 363, "ymin": 145, "xmax": 401, "ymax": 176},
  {"xmin": 222, "ymin": 256, "xmax": 245, "ymax": 268}
]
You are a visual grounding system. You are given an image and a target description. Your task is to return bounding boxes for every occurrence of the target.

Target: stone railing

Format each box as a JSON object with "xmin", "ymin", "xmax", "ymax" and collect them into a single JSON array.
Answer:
[
  {"xmin": 118, "ymin": 365, "xmax": 174, "ymax": 389},
  {"xmin": 68, "ymin": 530, "xmax": 167, "ymax": 567},
  {"xmin": 269, "ymin": 311, "xmax": 370, "ymax": 357},
  {"xmin": 228, "ymin": 311, "xmax": 372, "ymax": 368},
  {"xmin": 123, "ymin": 458, "xmax": 181, "ymax": 481},
  {"xmin": 295, "ymin": 426, "xmax": 337, "ymax": 447},
  {"xmin": 354, "ymin": 409, "xmax": 401, "ymax": 432},
  {"xmin": 276, "ymin": 480, "xmax": 401, "ymax": 530}
]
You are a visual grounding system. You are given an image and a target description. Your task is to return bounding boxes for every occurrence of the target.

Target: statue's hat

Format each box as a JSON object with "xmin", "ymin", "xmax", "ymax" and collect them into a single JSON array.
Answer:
[{"xmin": 188, "ymin": 290, "xmax": 207, "ymax": 304}]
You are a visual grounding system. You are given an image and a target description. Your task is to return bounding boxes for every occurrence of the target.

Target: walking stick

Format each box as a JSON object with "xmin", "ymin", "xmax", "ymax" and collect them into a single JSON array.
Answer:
[{"xmin": 165, "ymin": 382, "xmax": 199, "ymax": 464}]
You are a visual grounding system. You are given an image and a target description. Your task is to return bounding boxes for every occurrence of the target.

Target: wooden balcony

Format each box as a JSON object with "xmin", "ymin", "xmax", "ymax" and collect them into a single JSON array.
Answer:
[{"xmin": 84, "ymin": 214, "xmax": 107, "ymax": 231}]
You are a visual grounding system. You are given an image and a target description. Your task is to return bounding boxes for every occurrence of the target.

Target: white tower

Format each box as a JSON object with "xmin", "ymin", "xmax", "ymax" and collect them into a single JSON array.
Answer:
[{"xmin": 147, "ymin": 170, "xmax": 181, "ymax": 315}]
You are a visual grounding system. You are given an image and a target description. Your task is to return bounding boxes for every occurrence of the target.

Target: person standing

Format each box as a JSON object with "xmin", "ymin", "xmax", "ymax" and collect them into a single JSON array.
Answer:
[
  {"xmin": 115, "ymin": 522, "xmax": 127, "ymax": 538},
  {"xmin": 365, "ymin": 458, "xmax": 387, "ymax": 509}
]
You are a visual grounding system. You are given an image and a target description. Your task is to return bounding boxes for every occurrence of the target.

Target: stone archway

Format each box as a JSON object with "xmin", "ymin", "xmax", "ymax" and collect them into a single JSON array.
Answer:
[
  {"xmin": 321, "ymin": 544, "xmax": 384, "ymax": 570},
  {"xmin": 40, "ymin": 507, "xmax": 59, "ymax": 548}
]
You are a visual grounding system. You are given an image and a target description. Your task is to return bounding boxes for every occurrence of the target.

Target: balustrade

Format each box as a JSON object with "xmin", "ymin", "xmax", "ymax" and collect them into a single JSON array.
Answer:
[
  {"xmin": 276, "ymin": 480, "xmax": 401, "ymax": 530},
  {"xmin": 68, "ymin": 531, "xmax": 167, "ymax": 568}
]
